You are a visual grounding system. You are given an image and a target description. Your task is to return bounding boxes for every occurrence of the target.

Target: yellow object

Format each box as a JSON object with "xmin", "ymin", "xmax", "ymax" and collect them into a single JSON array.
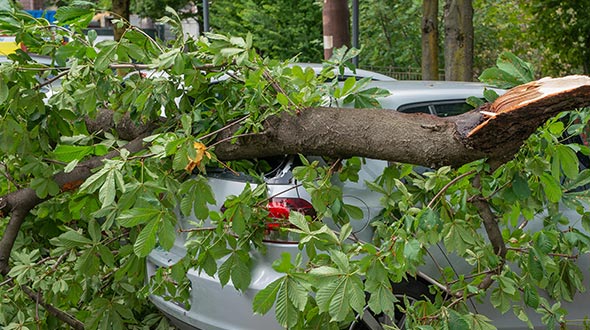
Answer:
[
  {"xmin": 186, "ymin": 142, "xmax": 211, "ymax": 172},
  {"xmin": 0, "ymin": 36, "xmax": 18, "ymax": 55}
]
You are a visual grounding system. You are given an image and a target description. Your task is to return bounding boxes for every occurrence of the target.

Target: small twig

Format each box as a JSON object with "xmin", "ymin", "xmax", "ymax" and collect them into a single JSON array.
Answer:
[
  {"xmin": 262, "ymin": 69, "xmax": 304, "ymax": 113},
  {"xmin": 51, "ymin": 252, "xmax": 69, "ymax": 272},
  {"xmin": 36, "ymin": 70, "xmax": 70, "ymax": 90},
  {"xmin": 200, "ymin": 115, "xmax": 251, "ymax": 140},
  {"xmin": 178, "ymin": 226, "xmax": 217, "ymax": 233},
  {"xmin": 209, "ymin": 132, "xmax": 265, "ymax": 148},
  {"xmin": 21, "ymin": 285, "xmax": 84, "ymax": 330},
  {"xmin": 427, "ymin": 170, "xmax": 475, "ymax": 208},
  {"xmin": 507, "ymin": 247, "xmax": 579, "ymax": 259},
  {"xmin": 35, "ymin": 25, "xmax": 90, "ymax": 47},
  {"xmin": 0, "ymin": 162, "xmax": 21, "ymax": 189}
]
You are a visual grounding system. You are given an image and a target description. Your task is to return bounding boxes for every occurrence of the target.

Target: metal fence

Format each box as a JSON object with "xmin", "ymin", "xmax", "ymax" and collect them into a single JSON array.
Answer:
[{"xmin": 359, "ymin": 65, "xmax": 445, "ymax": 81}]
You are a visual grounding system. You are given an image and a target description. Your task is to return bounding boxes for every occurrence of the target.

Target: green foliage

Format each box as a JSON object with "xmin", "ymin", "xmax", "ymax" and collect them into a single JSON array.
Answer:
[
  {"xmin": 526, "ymin": 0, "xmax": 590, "ymax": 75},
  {"xmin": 209, "ymin": 0, "xmax": 323, "ymax": 62},
  {"xmin": 479, "ymin": 51, "xmax": 535, "ymax": 89},
  {"xmin": 358, "ymin": 0, "xmax": 422, "ymax": 68},
  {"xmin": 130, "ymin": 0, "xmax": 193, "ymax": 20},
  {"xmin": 0, "ymin": 4, "xmax": 589, "ymax": 330}
]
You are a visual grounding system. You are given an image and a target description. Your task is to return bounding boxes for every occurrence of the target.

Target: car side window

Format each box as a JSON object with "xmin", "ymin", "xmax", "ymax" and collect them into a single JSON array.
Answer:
[
  {"xmin": 398, "ymin": 99, "xmax": 477, "ymax": 117},
  {"xmin": 433, "ymin": 102, "xmax": 476, "ymax": 117},
  {"xmin": 397, "ymin": 104, "xmax": 433, "ymax": 114}
]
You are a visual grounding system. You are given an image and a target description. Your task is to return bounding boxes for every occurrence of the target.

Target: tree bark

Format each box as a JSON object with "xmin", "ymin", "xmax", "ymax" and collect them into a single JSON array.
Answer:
[
  {"xmin": 322, "ymin": 0, "xmax": 351, "ymax": 60},
  {"xmin": 215, "ymin": 76, "xmax": 590, "ymax": 167},
  {"xmin": 111, "ymin": 0, "xmax": 130, "ymax": 42},
  {"xmin": 444, "ymin": 0, "xmax": 473, "ymax": 81},
  {"xmin": 422, "ymin": 0, "xmax": 439, "ymax": 80}
]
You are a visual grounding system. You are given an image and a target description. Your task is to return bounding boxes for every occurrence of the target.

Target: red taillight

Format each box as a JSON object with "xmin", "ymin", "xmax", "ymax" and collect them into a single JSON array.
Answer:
[
  {"xmin": 221, "ymin": 197, "xmax": 315, "ymax": 243},
  {"xmin": 264, "ymin": 197, "xmax": 315, "ymax": 243},
  {"xmin": 267, "ymin": 198, "xmax": 315, "ymax": 219}
]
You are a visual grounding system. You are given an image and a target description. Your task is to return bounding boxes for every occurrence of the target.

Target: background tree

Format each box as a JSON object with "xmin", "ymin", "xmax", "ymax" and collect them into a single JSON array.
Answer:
[
  {"xmin": 358, "ymin": 0, "xmax": 422, "ymax": 68},
  {"xmin": 472, "ymin": 0, "xmax": 536, "ymax": 77},
  {"xmin": 130, "ymin": 0, "xmax": 193, "ymax": 20},
  {"xmin": 2, "ymin": 3, "xmax": 590, "ymax": 330},
  {"xmin": 209, "ymin": 0, "xmax": 323, "ymax": 62},
  {"xmin": 322, "ymin": 0, "xmax": 350, "ymax": 59},
  {"xmin": 421, "ymin": 0, "xmax": 439, "ymax": 80},
  {"xmin": 526, "ymin": 0, "xmax": 590, "ymax": 76},
  {"xmin": 444, "ymin": 0, "xmax": 473, "ymax": 81}
]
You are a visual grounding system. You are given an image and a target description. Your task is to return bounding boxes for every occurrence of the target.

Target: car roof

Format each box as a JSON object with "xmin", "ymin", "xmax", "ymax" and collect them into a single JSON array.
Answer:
[
  {"xmin": 369, "ymin": 80, "xmax": 505, "ymax": 110},
  {"xmin": 290, "ymin": 63, "xmax": 396, "ymax": 82}
]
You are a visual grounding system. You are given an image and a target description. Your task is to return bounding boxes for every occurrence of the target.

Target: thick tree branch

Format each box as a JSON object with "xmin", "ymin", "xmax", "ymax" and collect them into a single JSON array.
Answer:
[
  {"xmin": 1, "ymin": 75, "xmax": 590, "ymax": 276},
  {"xmin": 0, "ymin": 137, "xmax": 147, "ymax": 275},
  {"xmin": 471, "ymin": 174, "xmax": 507, "ymax": 291},
  {"xmin": 21, "ymin": 285, "xmax": 85, "ymax": 330},
  {"xmin": 215, "ymin": 76, "xmax": 590, "ymax": 167}
]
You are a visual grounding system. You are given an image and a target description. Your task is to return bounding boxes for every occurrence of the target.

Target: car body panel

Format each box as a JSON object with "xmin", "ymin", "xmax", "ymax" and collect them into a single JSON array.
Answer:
[{"xmin": 147, "ymin": 77, "xmax": 590, "ymax": 329}]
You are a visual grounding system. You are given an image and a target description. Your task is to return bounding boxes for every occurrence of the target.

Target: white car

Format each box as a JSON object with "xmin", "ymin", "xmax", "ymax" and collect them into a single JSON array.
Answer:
[{"xmin": 147, "ymin": 78, "xmax": 590, "ymax": 330}]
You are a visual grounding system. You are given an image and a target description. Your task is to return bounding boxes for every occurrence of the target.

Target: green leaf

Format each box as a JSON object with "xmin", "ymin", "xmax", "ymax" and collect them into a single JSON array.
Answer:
[
  {"xmin": 528, "ymin": 249, "xmax": 545, "ymax": 282},
  {"xmin": 495, "ymin": 51, "xmax": 535, "ymax": 85},
  {"xmin": 479, "ymin": 67, "xmax": 522, "ymax": 89},
  {"xmin": 30, "ymin": 177, "xmax": 60, "ymax": 199},
  {"xmin": 524, "ymin": 285, "xmax": 539, "ymax": 309},
  {"xmin": 418, "ymin": 207, "xmax": 442, "ymax": 231},
  {"xmin": 118, "ymin": 208, "xmax": 162, "ymax": 227},
  {"xmin": 540, "ymin": 172, "xmax": 562, "ymax": 203},
  {"xmin": 556, "ymin": 145, "xmax": 579, "ymax": 179},
  {"xmin": 134, "ymin": 219, "xmax": 159, "ymax": 257},
  {"xmin": 55, "ymin": 6, "xmax": 95, "ymax": 27},
  {"xmin": 58, "ymin": 230, "xmax": 93, "ymax": 248},
  {"xmin": 512, "ymin": 173, "xmax": 531, "ymax": 199},
  {"xmin": 448, "ymin": 310, "xmax": 471, "ymax": 330},
  {"xmin": 253, "ymin": 277, "xmax": 283, "ymax": 315},
  {"xmin": 95, "ymin": 41, "xmax": 117, "ymax": 71},
  {"xmin": 230, "ymin": 252, "xmax": 251, "ymax": 291},
  {"xmin": 0, "ymin": 78, "xmax": 8, "ymax": 103},
  {"xmin": 220, "ymin": 47, "xmax": 244, "ymax": 58},
  {"xmin": 158, "ymin": 214, "xmax": 176, "ymax": 251},
  {"xmin": 582, "ymin": 213, "xmax": 590, "ymax": 233},
  {"xmin": 277, "ymin": 93, "xmax": 289, "ymax": 106},
  {"xmin": 288, "ymin": 212, "xmax": 310, "ymax": 232},
  {"xmin": 483, "ymin": 88, "xmax": 500, "ymax": 103},
  {"xmin": 99, "ymin": 169, "xmax": 116, "ymax": 206},
  {"xmin": 343, "ymin": 204, "xmax": 363, "ymax": 220},
  {"xmin": 97, "ymin": 244, "xmax": 115, "ymax": 267},
  {"xmin": 275, "ymin": 279, "xmax": 299, "ymax": 328},
  {"xmin": 466, "ymin": 96, "xmax": 484, "ymax": 108}
]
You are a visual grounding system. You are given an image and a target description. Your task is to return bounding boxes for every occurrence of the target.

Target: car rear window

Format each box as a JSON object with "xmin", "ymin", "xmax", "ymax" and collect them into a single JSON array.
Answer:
[{"xmin": 398, "ymin": 99, "xmax": 477, "ymax": 117}]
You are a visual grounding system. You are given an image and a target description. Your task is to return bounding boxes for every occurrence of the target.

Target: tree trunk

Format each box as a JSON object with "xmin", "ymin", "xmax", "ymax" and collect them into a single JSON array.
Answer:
[
  {"xmin": 322, "ymin": 0, "xmax": 351, "ymax": 60},
  {"xmin": 111, "ymin": 0, "xmax": 130, "ymax": 42},
  {"xmin": 444, "ymin": 0, "xmax": 473, "ymax": 81},
  {"xmin": 422, "ymin": 0, "xmax": 439, "ymax": 80}
]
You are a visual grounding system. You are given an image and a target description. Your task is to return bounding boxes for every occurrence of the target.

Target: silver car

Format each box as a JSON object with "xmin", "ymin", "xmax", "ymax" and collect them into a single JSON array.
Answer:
[{"xmin": 147, "ymin": 79, "xmax": 590, "ymax": 330}]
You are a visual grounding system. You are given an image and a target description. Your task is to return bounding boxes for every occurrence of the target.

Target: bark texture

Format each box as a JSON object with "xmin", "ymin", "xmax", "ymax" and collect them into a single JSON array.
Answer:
[
  {"xmin": 444, "ymin": 0, "xmax": 473, "ymax": 81},
  {"xmin": 422, "ymin": 0, "xmax": 439, "ymax": 80},
  {"xmin": 111, "ymin": 0, "xmax": 130, "ymax": 42},
  {"xmin": 322, "ymin": 0, "xmax": 351, "ymax": 60},
  {"xmin": 216, "ymin": 76, "xmax": 590, "ymax": 168}
]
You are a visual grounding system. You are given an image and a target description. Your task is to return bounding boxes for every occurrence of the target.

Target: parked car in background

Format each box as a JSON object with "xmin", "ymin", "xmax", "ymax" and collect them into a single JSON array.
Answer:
[{"xmin": 147, "ymin": 75, "xmax": 590, "ymax": 329}]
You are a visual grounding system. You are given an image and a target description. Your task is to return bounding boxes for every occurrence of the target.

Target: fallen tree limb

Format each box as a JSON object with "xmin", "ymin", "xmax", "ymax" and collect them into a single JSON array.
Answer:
[
  {"xmin": 0, "ymin": 136, "xmax": 147, "ymax": 275},
  {"xmin": 215, "ymin": 75, "xmax": 590, "ymax": 167},
  {"xmin": 1, "ymin": 75, "xmax": 590, "ymax": 275}
]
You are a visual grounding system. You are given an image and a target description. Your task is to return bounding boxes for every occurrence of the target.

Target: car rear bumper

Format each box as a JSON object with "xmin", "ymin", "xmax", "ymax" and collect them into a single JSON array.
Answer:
[{"xmin": 147, "ymin": 243, "xmax": 300, "ymax": 330}]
